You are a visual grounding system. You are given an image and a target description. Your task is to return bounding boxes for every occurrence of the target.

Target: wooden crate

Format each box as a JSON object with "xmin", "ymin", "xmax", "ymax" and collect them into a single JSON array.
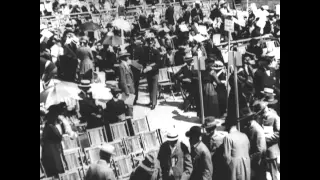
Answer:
[
  {"xmin": 109, "ymin": 121, "xmax": 130, "ymax": 141},
  {"xmin": 62, "ymin": 135, "xmax": 79, "ymax": 150},
  {"xmin": 86, "ymin": 127, "xmax": 108, "ymax": 147},
  {"xmin": 141, "ymin": 130, "xmax": 161, "ymax": 152},
  {"xmin": 59, "ymin": 169, "xmax": 82, "ymax": 180},
  {"xmin": 63, "ymin": 148, "xmax": 83, "ymax": 171},
  {"xmin": 112, "ymin": 155, "xmax": 133, "ymax": 179},
  {"xmin": 123, "ymin": 135, "xmax": 144, "ymax": 155},
  {"xmin": 84, "ymin": 146, "xmax": 101, "ymax": 165},
  {"xmin": 128, "ymin": 117, "xmax": 150, "ymax": 135}
]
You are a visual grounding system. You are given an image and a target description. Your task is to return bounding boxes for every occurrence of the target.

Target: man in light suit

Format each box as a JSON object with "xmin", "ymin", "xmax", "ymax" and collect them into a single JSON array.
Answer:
[
  {"xmin": 118, "ymin": 50, "xmax": 135, "ymax": 116},
  {"xmin": 158, "ymin": 129, "xmax": 193, "ymax": 180},
  {"xmin": 186, "ymin": 126, "xmax": 213, "ymax": 180},
  {"xmin": 253, "ymin": 100, "xmax": 280, "ymax": 180},
  {"xmin": 85, "ymin": 144, "xmax": 116, "ymax": 180}
]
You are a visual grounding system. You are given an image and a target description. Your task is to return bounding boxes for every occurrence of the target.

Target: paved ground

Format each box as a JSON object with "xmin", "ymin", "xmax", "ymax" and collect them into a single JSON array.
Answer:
[{"xmin": 132, "ymin": 87, "xmax": 226, "ymax": 147}]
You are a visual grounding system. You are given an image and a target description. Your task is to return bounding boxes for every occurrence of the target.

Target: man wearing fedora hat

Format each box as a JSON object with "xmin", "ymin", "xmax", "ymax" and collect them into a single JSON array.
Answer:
[
  {"xmin": 246, "ymin": 38, "xmax": 263, "ymax": 59},
  {"xmin": 158, "ymin": 129, "xmax": 193, "ymax": 180},
  {"xmin": 85, "ymin": 144, "xmax": 116, "ymax": 180},
  {"xmin": 130, "ymin": 154, "xmax": 161, "ymax": 180},
  {"xmin": 185, "ymin": 126, "xmax": 212, "ymax": 180},
  {"xmin": 252, "ymin": 100, "xmax": 280, "ymax": 180},
  {"xmin": 118, "ymin": 50, "xmax": 135, "ymax": 116},
  {"xmin": 238, "ymin": 107, "xmax": 267, "ymax": 180},
  {"xmin": 201, "ymin": 117, "xmax": 228, "ymax": 180}
]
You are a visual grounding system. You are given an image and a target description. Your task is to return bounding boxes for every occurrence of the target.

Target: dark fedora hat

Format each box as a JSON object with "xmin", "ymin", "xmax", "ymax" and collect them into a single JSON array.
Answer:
[
  {"xmin": 202, "ymin": 116, "xmax": 219, "ymax": 128},
  {"xmin": 140, "ymin": 154, "xmax": 156, "ymax": 171},
  {"xmin": 186, "ymin": 126, "xmax": 202, "ymax": 137}
]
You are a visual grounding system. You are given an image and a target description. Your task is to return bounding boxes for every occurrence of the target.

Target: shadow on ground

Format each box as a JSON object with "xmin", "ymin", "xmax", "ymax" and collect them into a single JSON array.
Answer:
[
  {"xmin": 158, "ymin": 101, "xmax": 183, "ymax": 109},
  {"xmin": 171, "ymin": 110, "xmax": 200, "ymax": 124}
]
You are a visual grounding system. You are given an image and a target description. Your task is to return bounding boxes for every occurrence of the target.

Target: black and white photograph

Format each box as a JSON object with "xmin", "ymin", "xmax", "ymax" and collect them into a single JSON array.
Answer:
[{"xmin": 40, "ymin": 0, "xmax": 280, "ymax": 180}]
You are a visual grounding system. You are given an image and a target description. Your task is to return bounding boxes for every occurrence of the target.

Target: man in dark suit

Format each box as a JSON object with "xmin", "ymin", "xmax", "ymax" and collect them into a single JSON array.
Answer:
[
  {"xmin": 118, "ymin": 50, "xmax": 135, "ymax": 116},
  {"xmin": 165, "ymin": 3, "xmax": 175, "ymax": 26},
  {"xmin": 246, "ymin": 39, "xmax": 263, "ymax": 59},
  {"xmin": 240, "ymin": 107, "xmax": 267, "ymax": 180},
  {"xmin": 186, "ymin": 126, "xmax": 213, "ymax": 180},
  {"xmin": 143, "ymin": 38, "xmax": 162, "ymax": 110},
  {"xmin": 191, "ymin": 1, "xmax": 204, "ymax": 22},
  {"xmin": 158, "ymin": 130, "xmax": 193, "ymax": 180},
  {"xmin": 182, "ymin": 3, "xmax": 191, "ymax": 24},
  {"xmin": 201, "ymin": 117, "xmax": 228, "ymax": 180},
  {"xmin": 126, "ymin": 38, "xmax": 146, "ymax": 104},
  {"xmin": 85, "ymin": 144, "xmax": 116, "ymax": 180},
  {"xmin": 253, "ymin": 56, "xmax": 277, "ymax": 99}
]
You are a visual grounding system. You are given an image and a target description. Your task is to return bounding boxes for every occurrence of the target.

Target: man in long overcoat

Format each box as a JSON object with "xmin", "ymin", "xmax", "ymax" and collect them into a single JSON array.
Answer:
[
  {"xmin": 118, "ymin": 50, "xmax": 135, "ymax": 116},
  {"xmin": 240, "ymin": 107, "xmax": 267, "ymax": 180},
  {"xmin": 158, "ymin": 130, "xmax": 193, "ymax": 180},
  {"xmin": 223, "ymin": 120, "xmax": 251, "ymax": 180},
  {"xmin": 253, "ymin": 101, "xmax": 280, "ymax": 180},
  {"xmin": 186, "ymin": 126, "xmax": 213, "ymax": 180},
  {"xmin": 201, "ymin": 117, "xmax": 228, "ymax": 180}
]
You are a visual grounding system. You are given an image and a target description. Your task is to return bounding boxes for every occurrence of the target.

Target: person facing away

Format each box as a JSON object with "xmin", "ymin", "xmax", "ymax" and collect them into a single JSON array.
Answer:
[
  {"xmin": 157, "ymin": 129, "xmax": 193, "ymax": 180},
  {"xmin": 85, "ymin": 144, "xmax": 116, "ymax": 180},
  {"xmin": 223, "ymin": 120, "xmax": 251, "ymax": 180},
  {"xmin": 201, "ymin": 117, "xmax": 228, "ymax": 180},
  {"xmin": 186, "ymin": 126, "xmax": 213, "ymax": 180},
  {"xmin": 130, "ymin": 154, "xmax": 161, "ymax": 180}
]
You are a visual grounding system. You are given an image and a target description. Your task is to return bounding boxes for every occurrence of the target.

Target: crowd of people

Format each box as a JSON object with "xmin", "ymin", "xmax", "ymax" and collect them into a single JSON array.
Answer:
[{"xmin": 40, "ymin": 0, "xmax": 280, "ymax": 180}]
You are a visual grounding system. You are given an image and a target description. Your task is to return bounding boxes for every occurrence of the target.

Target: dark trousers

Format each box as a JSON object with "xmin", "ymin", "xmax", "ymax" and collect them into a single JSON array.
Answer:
[
  {"xmin": 131, "ymin": 67, "xmax": 141, "ymax": 103},
  {"xmin": 266, "ymin": 159, "xmax": 279, "ymax": 180},
  {"xmin": 147, "ymin": 74, "xmax": 159, "ymax": 106}
]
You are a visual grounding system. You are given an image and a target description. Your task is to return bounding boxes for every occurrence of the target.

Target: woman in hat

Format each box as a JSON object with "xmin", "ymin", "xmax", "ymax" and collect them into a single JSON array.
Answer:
[
  {"xmin": 41, "ymin": 104, "xmax": 66, "ymax": 178},
  {"xmin": 202, "ymin": 58, "xmax": 221, "ymax": 118},
  {"xmin": 213, "ymin": 60, "xmax": 228, "ymax": 117},
  {"xmin": 76, "ymin": 36, "xmax": 94, "ymax": 81},
  {"xmin": 104, "ymin": 86, "xmax": 127, "ymax": 124}
]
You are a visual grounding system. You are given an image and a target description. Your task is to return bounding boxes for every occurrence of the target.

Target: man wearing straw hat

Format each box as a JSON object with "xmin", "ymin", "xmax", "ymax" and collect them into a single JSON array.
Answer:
[
  {"xmin": 85, "ymin": 144, "xmax": 116, "ymax": 180},
  {"xmin": 158, "ymin": 128, "xmax": 193, "ymax": 180}
]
